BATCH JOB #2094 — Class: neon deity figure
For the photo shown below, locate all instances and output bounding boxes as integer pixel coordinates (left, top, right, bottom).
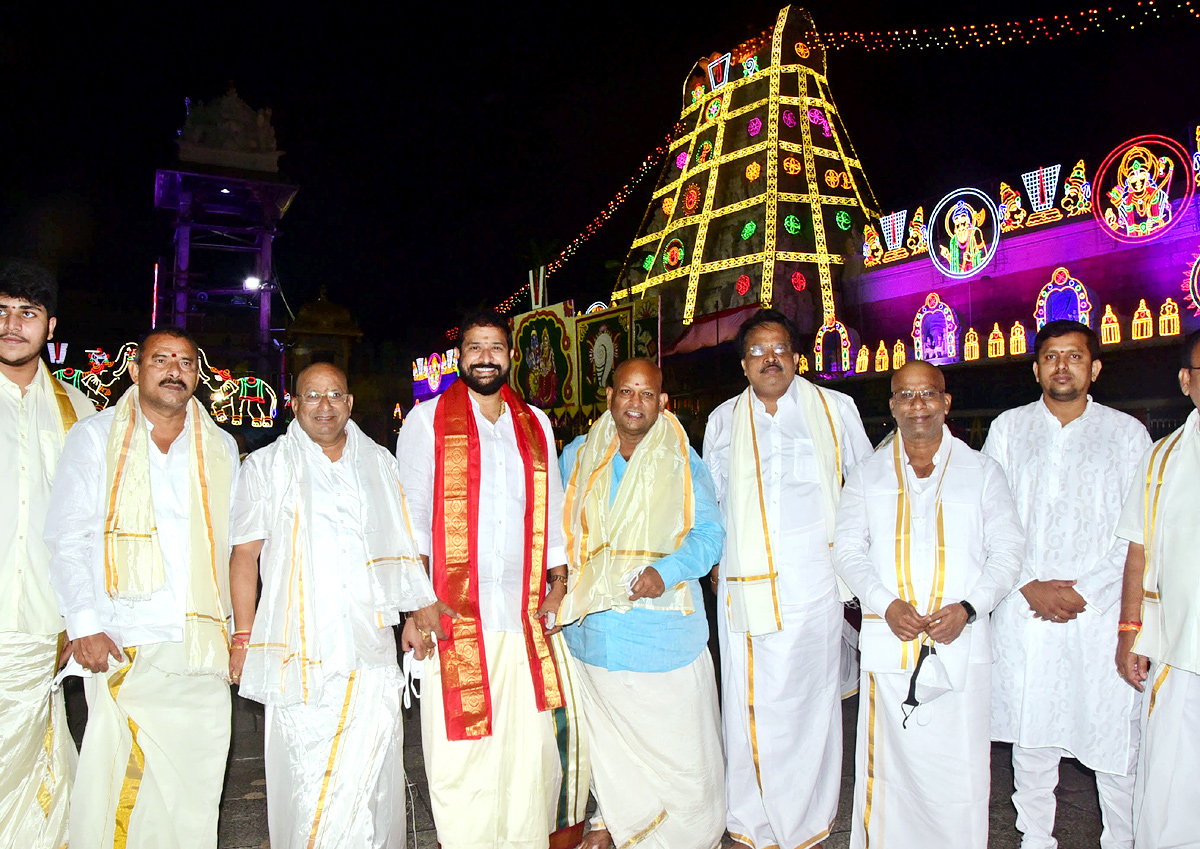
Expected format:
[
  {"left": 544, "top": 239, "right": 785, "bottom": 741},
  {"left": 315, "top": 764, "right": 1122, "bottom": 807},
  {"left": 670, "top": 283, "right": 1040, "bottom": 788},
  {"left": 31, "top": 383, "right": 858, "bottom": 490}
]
[
  {"left": 999, "top": 183, "right": 1027, "bottom": 232},
  {"left": 906, "top": 206, "right": 928, "bottom": 253},
  {"left": 862, "top": 224, "right": 884, "bottom": 267},
  {"left": 1060, "top": 159, "right": 1092, "bottom": 216},
  {"left": 939, "top": 200, "right": 988, "bottom": 274},
  {"left": 1104, "top": 146, "right": 1174, "bottom": 237}
]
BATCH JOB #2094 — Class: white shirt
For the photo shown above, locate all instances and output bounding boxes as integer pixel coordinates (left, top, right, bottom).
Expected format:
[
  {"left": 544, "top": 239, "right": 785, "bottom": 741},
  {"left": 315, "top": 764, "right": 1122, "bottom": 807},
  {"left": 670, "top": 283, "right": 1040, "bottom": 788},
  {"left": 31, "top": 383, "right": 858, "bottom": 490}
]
[
  {"left": 834, "top": 428, "right": 1025, "bottom": 665},
  {"left": 0, "top": 367, "right": 93, "bottom": 635},
  {"left": 395, "top": 393, "right": 566, "bottom": 633},
  {"left": 45, "top": 404, "right": 240, "bottom": 647},
  {"left": 232, "top": 426, "right": 395, "bottom": 673},
  {"left": 704, "top": 378, "right": 873, "bottom": 606},
  {"left": 985, "top": 397, "right": 1149, "bottom": 772}
]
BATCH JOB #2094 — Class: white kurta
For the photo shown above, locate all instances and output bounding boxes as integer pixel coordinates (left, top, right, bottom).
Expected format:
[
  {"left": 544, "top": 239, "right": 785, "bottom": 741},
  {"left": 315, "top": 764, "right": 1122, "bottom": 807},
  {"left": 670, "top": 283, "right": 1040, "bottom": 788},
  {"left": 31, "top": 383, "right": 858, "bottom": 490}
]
[
  {"left": 45, "top": 404, "right": 239, "bottom": 849},
  {"left": 985, "top": 398, "right": 1149, "bottom": 774},
  {"left": 834, "top": 429, "right": 1025, "bottom": 849},
  {"left": 0, "top": 367, "right": 90, "bottom": 849},
  {"left": 234, "top": 425, "right": 433, "bottom": 848},
  {"left": 1114, "top": 409, "right": 1200, "bottom": 847},
  {"left": 705, "top": 379, "right": 872, "bottom": 849}
]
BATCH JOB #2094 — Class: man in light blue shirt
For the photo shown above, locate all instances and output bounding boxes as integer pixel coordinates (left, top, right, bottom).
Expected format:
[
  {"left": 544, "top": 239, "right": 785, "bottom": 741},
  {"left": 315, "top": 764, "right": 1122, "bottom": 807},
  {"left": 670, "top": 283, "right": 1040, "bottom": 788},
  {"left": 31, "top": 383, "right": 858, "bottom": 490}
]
[{"left": 558, "top": 358, "right": 725, "bottom": 849}]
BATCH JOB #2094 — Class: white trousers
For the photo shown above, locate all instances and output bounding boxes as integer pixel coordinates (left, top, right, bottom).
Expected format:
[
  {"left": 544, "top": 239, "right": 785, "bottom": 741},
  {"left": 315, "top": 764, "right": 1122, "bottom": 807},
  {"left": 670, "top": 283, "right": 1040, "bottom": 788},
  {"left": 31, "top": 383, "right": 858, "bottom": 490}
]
[
  {"left": 1134, "top": 663, "right": 1200, "bottom": 849},
  {"left": 574, "top": 651, "right": 725, "bottom": 849},
  {"left": 719, "top": 591, "right": 842, "bottom": 849},
  {"left": 71, "top": 641, "right": 230, "bottom": 849},
  {"left": 265, "top": 666, "right": 406, "bottom": 849},
  {"left": 1011, "top": 716, "right": 1138, "bottom": 849},
  {"left": 0, "top": 632, "right": 74, "bottom": 849}
]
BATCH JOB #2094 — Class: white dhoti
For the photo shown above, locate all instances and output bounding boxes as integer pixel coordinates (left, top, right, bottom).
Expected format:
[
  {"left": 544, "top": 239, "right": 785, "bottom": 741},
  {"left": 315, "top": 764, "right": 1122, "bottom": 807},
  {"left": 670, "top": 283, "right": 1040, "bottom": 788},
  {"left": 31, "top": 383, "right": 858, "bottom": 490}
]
[
  {"left": 852, "top": 662, "right": 991, "bottom": 849},
  {"left": 266, "top": 665, "right": 405, "bottom": 849},
  {"left": 70, "top": 641, "right": 230, "bottom": 849},
  {"left": 422, "top": 629, "right": 585, "bottom": 849},
  {"left": 0, "top": 632, "right": 74, "bottom": 849},
  {"left": 1134, "top": 663, "right": 1200, "bottom": 848},
  {"left": 719, "top": 591, "right": 842, "bottom": 849},
  {"left": 574, "top": 650, "right": 724, "bottom": 849}
]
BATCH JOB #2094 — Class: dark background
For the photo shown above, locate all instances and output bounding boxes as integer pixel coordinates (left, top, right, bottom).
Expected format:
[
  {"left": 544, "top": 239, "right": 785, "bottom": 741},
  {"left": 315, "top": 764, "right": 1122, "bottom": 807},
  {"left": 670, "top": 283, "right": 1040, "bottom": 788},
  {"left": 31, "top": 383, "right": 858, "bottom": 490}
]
[{"left": 2, "top": 2, "right": 1196, "bottom": 354}]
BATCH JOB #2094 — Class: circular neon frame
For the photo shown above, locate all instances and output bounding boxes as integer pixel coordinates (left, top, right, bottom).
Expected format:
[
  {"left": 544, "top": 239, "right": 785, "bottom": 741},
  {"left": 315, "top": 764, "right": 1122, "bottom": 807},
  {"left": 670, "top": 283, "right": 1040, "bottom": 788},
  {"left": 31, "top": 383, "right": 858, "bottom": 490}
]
[
  {"left": 928, "top": 187, "right": 1001, "bottom": 280},
  {"left": 1092, "top": 134, "right": 1194, "bottom": 244},
  {"left": 663, "top": 239, "right": 685, "bottom": 269}
]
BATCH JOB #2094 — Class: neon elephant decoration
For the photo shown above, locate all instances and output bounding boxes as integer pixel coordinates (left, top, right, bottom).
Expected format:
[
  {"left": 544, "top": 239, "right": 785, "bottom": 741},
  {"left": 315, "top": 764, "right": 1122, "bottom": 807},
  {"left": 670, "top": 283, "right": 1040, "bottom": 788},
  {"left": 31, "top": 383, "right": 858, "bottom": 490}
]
[
  {"left": 53, "top": 342, "right": 139, "bottom": 410},
  {"left": 196, "top": 347, "right": 277, "bottom": 427}
]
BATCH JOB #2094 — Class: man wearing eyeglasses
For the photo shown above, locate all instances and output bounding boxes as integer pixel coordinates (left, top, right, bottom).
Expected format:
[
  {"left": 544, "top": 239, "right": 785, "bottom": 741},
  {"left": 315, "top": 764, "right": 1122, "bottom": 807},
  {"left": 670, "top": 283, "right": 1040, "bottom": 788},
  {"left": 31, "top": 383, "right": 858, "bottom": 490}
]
[
  {"left": 703, "top": 308, "right": 871, "bottom": 849},
  {"left": 46, "top": 327, "right": 239, "bottom": 849},
  {"left": 395, "top": 310, "right": 587, "bottom": 849},
  {"left": 1114, "top": 328, "right": 1200, "bottom": 847},
  {"left": 833, "top": 360, "right": 1024, "bottom": 849},
  {"left": 227, "top": 363, "right": 437, "bottom": 847},
  {"left": 985, "top": 320, "right": 1149, "bottom": 849}
]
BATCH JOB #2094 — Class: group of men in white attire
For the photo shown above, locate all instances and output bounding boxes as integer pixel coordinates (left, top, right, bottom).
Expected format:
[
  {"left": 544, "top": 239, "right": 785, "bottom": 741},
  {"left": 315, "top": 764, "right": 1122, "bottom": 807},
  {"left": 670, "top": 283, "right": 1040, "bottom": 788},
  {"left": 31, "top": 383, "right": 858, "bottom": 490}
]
[{"left": 3, "top": 256, "right": 1196, "bottom": 849}]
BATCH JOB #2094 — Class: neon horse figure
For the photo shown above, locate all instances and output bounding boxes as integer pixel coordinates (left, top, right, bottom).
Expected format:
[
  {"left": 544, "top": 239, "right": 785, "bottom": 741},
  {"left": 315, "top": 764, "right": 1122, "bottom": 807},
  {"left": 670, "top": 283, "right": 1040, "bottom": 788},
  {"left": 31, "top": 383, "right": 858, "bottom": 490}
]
[{"left": 53, "top": 343, "right": 139, "bottom": 410}]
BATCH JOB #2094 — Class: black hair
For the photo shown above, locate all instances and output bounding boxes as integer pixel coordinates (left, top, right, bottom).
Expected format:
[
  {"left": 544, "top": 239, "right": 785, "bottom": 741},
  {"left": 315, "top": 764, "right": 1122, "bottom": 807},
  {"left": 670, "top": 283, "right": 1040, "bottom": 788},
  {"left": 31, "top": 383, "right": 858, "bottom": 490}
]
[
  {"left": 0, "top": 259, "right": 57, "bottom": 317},
  {"left": 1181, "top": 328, "right": 1200, "bottom": 370},
  {"left": 1033, "top": 319, "right": 1101, "bottom": 361},
  {"left": 458, "top": 309, "right": 513, "bottom": 350},
  {"left": 734, "top": 308, "right": 801, "bottom": 358},
  {"left": 136, "top": 325, "right": 198, "bottom": 361}
]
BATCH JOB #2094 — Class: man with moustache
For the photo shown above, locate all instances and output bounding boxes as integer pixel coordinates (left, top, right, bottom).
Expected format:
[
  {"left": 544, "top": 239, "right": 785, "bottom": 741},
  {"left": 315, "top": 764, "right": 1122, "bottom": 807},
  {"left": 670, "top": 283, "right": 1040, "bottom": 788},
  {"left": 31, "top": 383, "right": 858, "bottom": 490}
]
[
  {"left": 0, "top": 260, "right": 93, "bottom": 849},
  {"left": 1114, "top": 328, "right": 1200, "bottom": 847},
  {"left": 46, "top": 327, "right": 239, "bottom": 849},
  {"left": 559, "top": 358, "right": 725, "bottom": 849},
  {"left": 228, "top": 363, "right": 436, "bottom": 848},
  {"left": 704, "top": 308, "right": 872, "bottom": 849},
  {"left": 395, "top": 310, "right": 588, "bottom": 849},
  {"left": 833, "top": 361, "right": 1024, "bottom": 849},
  {"left": 986, "top": 320, "right": 1149, "bottom": 849}
]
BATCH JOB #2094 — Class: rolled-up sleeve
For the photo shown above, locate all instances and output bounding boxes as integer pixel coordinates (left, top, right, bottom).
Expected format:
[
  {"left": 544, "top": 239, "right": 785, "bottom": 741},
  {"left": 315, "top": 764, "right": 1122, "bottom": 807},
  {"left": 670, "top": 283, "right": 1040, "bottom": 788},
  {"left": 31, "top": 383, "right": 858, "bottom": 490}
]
[{"left": 45, "top": 420, "right": 105, "bottom": 640}]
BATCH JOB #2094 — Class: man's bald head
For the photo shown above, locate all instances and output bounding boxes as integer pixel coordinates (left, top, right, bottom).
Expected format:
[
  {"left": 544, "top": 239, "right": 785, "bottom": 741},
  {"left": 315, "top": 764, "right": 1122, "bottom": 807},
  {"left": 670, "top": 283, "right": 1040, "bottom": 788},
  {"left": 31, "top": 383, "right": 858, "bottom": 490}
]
[
  {"left": 612, "top": 357, "right": 663, "bottom": 394},
  {"left": 293, "top": 362, "right": 353, "bottom": 451},
  {"left": 890, "top": 360, "right": 945, "bottom": 394},
  {"left": 296, "top": 362, "right": 349, "bottom": 396}
]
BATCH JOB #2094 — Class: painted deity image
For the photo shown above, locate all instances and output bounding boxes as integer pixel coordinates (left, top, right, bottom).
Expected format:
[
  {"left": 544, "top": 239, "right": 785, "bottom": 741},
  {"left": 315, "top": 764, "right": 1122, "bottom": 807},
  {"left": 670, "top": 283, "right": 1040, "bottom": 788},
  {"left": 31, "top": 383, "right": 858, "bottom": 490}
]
[
  {"left": 1104, "top": 145, "right": 1174, "bottom": 237},
  {"left": 939, "top": 200, "right": 988, "bottom": 274}
]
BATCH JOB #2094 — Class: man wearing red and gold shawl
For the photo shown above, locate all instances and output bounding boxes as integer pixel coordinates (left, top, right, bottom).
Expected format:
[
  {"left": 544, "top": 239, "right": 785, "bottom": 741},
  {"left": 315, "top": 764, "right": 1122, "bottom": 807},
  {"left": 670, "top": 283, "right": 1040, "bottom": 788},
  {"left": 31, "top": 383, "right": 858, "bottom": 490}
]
[
  {"left": 396, "top": 309, "right": 588, "bottom": 849},
  {"left": 46, "top": 327, "right": 239, "bottom": 849}
]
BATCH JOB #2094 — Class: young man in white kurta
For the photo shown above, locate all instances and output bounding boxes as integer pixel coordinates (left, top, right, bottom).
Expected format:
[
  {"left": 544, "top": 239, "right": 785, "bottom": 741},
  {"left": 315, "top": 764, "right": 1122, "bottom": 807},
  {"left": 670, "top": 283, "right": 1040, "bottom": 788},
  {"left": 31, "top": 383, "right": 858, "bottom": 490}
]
[
  {"left": 45, "top": 330, "right": 239, "bottom": 849},
  {"left": 985, "top": 321, "right": 1149, "bottom": 849},
  {"left": 230, "top": 364, "right": 437, "bottom": 849},
  {"left": 1114, "top": 329, "right": 1200, "bottom": 848},
  {"left": 0, "top": 262, "right": 94, "bottom": 849},
  {"left": 704, "top": 310, "right": 871, "bottom": 849},
  {"left": 395, "top": 315, "right": 586, "bottom": 849},
  {"left": 834, "top": 361, "right": 1024, "bottom": 849}
]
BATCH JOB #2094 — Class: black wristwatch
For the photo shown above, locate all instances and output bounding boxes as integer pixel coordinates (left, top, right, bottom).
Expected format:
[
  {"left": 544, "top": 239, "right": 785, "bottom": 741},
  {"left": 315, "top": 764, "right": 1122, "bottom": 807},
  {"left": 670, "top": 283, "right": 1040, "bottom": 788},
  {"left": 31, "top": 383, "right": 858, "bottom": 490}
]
[{"left": 960, "top": 600, "right": 977, "bottom": 624}]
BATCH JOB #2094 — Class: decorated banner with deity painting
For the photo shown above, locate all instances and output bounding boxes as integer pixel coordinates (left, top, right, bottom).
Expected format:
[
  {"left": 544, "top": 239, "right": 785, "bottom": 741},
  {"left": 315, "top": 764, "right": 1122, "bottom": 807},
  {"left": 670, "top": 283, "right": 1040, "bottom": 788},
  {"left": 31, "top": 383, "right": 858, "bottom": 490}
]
[
  {"left": 510, "top": 301, "right": 576, "bottom": 413},
  {"left": 575, "top": 297, "right": 660, "bottom": 416}
]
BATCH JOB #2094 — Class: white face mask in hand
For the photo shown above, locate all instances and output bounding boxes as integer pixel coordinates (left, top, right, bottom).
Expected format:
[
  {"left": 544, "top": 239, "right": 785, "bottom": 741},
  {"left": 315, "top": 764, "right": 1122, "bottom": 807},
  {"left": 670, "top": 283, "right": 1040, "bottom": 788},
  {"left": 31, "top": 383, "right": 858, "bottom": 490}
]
[{"left": 902, "top": 643, "right": 953, "bottom": 727}]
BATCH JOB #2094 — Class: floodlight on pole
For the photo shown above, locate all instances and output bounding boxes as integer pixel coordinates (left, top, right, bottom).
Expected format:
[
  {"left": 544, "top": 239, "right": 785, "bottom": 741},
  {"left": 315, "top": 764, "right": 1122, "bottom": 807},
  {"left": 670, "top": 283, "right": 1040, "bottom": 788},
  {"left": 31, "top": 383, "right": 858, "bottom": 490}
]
[{"left": 244, "top": 276, "right": 262, "bottom": 291}]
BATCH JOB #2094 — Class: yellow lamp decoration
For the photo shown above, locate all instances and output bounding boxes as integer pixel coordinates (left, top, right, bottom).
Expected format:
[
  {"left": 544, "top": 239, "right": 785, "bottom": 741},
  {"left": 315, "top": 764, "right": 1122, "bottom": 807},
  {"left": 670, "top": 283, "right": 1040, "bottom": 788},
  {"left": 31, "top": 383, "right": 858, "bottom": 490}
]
[
  {"left": 855, "top": 344, "right": 870, "bottom": 374},
  {"left": 874, "top": 340, "right": 889, "bottom": 372},
  {"left": 1132, "top": 299, "right": 1154, "bottom": 340},
  {"left": 1160, "top": 298, "right": 1181, "bottom": 336},
  {"left": 1009, "top": 321, "right": 1028, "bottom": 356},
  {"left": 797, "top": 354, "right": 810, "bottom": 374},
  {"left": 892, "top": 340, "right": 906, "bottom": 369},
  {"left": 1101, "top": 305, "right": 1121, "bottom": 344},
  {"left": 987, "top": 323, "right": 1006, "bottom": 358},
  {"left": 964, "top": 328, "right": 980, "bottom": 360}
]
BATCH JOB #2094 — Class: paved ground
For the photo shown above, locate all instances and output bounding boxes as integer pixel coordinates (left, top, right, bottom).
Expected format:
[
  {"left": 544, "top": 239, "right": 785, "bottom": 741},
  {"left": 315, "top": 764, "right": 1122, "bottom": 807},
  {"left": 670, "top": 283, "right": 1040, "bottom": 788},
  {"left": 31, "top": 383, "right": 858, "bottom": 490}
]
[{"left": 203, "top": 689, "right": 1106, "bottom": 849}]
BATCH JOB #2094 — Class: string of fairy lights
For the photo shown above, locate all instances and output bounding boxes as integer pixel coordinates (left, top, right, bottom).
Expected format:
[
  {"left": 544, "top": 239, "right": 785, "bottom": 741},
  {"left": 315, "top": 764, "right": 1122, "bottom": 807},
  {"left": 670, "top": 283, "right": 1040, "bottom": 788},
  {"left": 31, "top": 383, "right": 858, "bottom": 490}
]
[{"left": 458, "top": 0, "right": 1196, "bottom": 333}]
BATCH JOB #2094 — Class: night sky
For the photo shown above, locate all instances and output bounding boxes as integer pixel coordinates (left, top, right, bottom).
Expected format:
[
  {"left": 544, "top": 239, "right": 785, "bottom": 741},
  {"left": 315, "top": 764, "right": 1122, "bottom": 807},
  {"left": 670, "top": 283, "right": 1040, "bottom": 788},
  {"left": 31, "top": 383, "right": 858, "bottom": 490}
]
[{"left": 2, "top": 2, "right": 1197, "bottom": 356}]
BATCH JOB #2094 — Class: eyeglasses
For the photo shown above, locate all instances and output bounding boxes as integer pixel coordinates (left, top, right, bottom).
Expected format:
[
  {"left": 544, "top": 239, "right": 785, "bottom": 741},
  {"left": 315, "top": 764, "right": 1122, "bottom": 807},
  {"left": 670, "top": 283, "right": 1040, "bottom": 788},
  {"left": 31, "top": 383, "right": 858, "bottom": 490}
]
[
  {"left": 746, "top": 342, "right": 791, "bottom": 358},
  {"left": 299, "top": 390, "right": 349, "bottom": 405},
  {"left": 892, "top": 389, "right": 944, "bottom": 403}
]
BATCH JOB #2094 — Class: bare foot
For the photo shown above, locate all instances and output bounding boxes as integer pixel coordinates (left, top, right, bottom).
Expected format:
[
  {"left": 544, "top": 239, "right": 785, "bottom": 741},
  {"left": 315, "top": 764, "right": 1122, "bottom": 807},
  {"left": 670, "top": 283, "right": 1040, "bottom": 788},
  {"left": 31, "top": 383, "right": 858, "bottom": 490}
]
[{"left": 580, "top": 827, "right": 613, "bottom": 849}]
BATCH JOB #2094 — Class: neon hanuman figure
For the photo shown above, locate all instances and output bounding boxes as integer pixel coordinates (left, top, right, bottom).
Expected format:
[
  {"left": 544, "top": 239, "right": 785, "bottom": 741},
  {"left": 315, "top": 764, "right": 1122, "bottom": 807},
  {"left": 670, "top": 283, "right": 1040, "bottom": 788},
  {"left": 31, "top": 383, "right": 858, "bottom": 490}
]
[
  {"left": 939, "top": 200, "right": 988, "bottom": 274},
  {"left": 1104, "top": 146, "right": 1174, "bottom": 237}
]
